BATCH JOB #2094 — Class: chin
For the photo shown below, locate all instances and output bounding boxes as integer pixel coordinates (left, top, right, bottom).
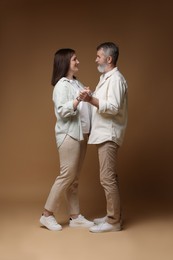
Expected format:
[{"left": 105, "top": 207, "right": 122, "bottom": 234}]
[{"left": 97, "top": 65, "right": 105, "bottom": 73}]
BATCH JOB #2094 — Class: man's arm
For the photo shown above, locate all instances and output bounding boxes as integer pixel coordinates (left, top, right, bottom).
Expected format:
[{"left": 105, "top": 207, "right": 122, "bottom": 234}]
[{"left": 88, "top": 96, "right": 99, "bottom": 108}]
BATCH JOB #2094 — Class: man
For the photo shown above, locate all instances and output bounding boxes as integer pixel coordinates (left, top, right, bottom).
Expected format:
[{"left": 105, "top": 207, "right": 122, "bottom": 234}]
[{"left": 79, "top": 42, "right": 128, "bottom": 233}]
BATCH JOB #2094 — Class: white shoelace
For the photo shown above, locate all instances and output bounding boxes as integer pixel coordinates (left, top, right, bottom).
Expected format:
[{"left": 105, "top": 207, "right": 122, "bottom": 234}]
[{"left": 47, "top": 216, "right": 58, "bottom": 225}]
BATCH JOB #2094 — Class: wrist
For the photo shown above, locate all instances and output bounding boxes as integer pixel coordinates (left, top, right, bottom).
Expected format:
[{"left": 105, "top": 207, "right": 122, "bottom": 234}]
[
  {"left": 83, "top": 91, "right": 92, "bottom": 102},
  {"left": 76, "top": 96, "right": 81, "bottom": 102}
]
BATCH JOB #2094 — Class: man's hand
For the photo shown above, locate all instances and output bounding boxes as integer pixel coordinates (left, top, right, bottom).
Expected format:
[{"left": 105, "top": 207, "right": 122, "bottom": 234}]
[
  {"left": 79, "top": 87, "right": 92, "bottom": 102},
  {"left": 79, "top": 87, "right": 99, "bottom": 108}
]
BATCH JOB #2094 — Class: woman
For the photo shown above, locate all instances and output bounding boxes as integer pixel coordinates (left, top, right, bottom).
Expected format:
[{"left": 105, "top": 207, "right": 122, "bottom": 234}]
[{"left": 40, "top": 48, "right": 93, "bottom": 231}]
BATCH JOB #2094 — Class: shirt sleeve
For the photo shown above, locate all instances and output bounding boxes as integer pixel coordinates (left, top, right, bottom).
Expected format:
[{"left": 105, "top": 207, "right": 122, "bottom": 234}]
[
  {"left": 53, "top": 82, "right": 78, "bottom": 118},
  {"left": 98, "top": 78, "right": 127, "bottom": 115}
]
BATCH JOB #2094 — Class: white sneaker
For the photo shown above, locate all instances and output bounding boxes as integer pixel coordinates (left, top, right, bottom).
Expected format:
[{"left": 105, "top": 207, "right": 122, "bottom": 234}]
[
  {"left": 89, "top": 221, "right": 122, "bottom": 233},
  {"left": 40, "top": 215, "right": 62, "bottom": 231},
  {"left": 94, "top": 216, "right": 123, "bottom": 226},
  {"left": 93, "top": 216, "right": 107, "bottom": 225},
  {"left": 69, "top": 214, "right": 94, "bottom": 228}
]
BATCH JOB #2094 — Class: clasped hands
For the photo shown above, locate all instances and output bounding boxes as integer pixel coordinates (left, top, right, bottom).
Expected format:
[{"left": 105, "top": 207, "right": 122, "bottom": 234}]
[{"left": 79, "top": 87, "right": 92, "bottom": 102}]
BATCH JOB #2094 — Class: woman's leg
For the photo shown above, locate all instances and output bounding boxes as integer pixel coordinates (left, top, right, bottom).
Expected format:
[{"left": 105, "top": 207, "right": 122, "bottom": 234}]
[
  {"left": 44, "top": 135, "right": 82, "bottom": 214},
  {"left": 66, "top": 134, "right": 88, "bottom": 217}
]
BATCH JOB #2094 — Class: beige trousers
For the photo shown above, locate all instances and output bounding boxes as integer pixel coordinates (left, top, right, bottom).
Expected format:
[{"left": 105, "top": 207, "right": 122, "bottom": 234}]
[
  {"left": 45, "top": 134, "right": 87, "bottom": 215},
  {"left": 96, "top": 141, "right": 121, "bottom": 224}
]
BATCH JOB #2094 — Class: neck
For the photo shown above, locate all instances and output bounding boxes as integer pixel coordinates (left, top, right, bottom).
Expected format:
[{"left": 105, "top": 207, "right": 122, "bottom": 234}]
[
  {"left": 66, "top": 76, "right": 74, "bottom": 80},
  {"left": 66, "top": 72, "right": 74, "bottom": 80},
  {"left": 104, "top": 65, "right": 116, "bottom": 73},
  {"left": 105, "top": 64, "right": 115, "bottom": 73}
]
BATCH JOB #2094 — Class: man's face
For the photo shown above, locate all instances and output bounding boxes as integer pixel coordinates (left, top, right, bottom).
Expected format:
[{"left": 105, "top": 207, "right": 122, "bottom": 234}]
[{"left": 95, "top": 48, "right": 108, "bottom": 73}]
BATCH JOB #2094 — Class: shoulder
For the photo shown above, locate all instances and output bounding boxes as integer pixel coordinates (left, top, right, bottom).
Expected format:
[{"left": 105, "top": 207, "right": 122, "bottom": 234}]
[
  {"left": 55, "top": 77, "right": 71, "bottom": 89},
  {"left": 57, "top": 77, "right": 70, "bottom": 85},
  {"left": 53, "top": 78, "right": 71, "bottom": 96},
  {"left": 111, "top": 68, "right": 127, "bottom": 85}
]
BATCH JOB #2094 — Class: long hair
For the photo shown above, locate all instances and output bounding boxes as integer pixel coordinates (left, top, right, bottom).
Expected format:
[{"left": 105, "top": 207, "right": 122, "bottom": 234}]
[
  {"left": 51, "top": 48, "right": 75, "bottom": 86},
  {"left": 97, "top": 42, "right": 119, "bottom": 66}
]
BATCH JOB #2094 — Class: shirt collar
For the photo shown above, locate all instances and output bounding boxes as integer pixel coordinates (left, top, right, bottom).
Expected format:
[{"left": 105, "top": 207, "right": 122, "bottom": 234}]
[
  {"left": 61, "top": 77, "right": 76, "bottom": 83},
  {"left": 100, "top": 67, "right": 118, "bottom": 80}
]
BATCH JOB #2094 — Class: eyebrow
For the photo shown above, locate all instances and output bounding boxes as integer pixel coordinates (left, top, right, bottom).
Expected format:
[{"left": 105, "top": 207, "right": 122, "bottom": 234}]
[{"left": 72, "top": 55, "right": 77, "bottom": 60}]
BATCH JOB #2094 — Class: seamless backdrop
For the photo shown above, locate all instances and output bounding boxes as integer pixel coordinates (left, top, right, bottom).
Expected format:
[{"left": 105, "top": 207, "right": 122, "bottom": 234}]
[{"left": 0, "top": 0, "right": 173, "bottom": 220}]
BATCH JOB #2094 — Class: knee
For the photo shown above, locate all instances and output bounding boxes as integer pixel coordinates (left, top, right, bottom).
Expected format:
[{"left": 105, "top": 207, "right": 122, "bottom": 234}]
[{"left": 100, "top": 174, "right": 118, "bottom": 188}]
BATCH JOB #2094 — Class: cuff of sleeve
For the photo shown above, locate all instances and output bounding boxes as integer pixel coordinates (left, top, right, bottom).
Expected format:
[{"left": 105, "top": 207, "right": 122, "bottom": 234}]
[{"left": 98, "top": 100, "right": 107, "bottom": 113}]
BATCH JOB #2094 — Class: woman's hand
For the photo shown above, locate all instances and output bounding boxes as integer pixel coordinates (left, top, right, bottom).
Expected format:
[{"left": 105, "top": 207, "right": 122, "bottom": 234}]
[{"left": 79, "top": 87, "right": 92, "bottom": 102}]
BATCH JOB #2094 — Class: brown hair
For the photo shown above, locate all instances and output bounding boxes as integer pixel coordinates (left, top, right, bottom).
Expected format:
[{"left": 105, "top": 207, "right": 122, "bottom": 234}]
[{"left": 51, "top": 48, "right": 75, "bottom": 86}]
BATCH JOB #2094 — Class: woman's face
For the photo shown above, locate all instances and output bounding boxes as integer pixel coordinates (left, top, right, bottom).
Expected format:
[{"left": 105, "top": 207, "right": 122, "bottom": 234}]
[{"left": 68, "top": 53, "right": 80, "bottom": 76}]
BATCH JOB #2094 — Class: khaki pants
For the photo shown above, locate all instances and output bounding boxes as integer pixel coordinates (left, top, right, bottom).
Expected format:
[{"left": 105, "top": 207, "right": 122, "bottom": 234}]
[
  {"left": 45, "top": 134, "right": 87, "bottom": 215},
  {"left": 96, "top": 141, "right": 121, "bottom": 224}
]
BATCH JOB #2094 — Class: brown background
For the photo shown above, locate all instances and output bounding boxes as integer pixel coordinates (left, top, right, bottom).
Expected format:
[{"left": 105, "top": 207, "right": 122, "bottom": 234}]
[{"left": 0, "top": 1, "right": 173, "bottom": 258}]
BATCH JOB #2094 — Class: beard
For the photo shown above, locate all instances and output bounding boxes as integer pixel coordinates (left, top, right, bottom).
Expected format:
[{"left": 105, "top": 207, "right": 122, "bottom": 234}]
[{"left": 97, "top": 63, "right": 107, "bottom": 73}]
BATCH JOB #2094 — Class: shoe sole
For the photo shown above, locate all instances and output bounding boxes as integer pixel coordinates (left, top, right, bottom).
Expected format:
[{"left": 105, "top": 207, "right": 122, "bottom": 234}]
[
  {"left": 89, "top": 228, "right": 122, "bottom": 233},
  {"left": 89, "top": 224, "right": 122, "bottom": 233},
  {"left": 69, "top": 223, "right": 94, "bottom": 228}
]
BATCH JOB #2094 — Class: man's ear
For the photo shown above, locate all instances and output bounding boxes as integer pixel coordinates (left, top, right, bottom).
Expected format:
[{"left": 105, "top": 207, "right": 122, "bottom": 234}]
[{"left": 107, "top": 56, "right": 112, "bottom": 64}]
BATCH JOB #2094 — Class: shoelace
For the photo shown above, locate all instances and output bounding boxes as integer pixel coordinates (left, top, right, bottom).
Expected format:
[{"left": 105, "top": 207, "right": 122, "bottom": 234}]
[
  {"left": 77, "top": 214, "right": 84, "bottom": 220},
  {"left": 48, "top": 216, "right": 58, "bottom": 225},
  {"left": 70, "top": 215, "right": 85, "bottom": 222}
]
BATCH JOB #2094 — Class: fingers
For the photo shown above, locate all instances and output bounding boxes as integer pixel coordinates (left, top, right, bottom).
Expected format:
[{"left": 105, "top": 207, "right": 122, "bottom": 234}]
[{"left": 79, "top": 89, "right": 92, "bottom": 102}]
